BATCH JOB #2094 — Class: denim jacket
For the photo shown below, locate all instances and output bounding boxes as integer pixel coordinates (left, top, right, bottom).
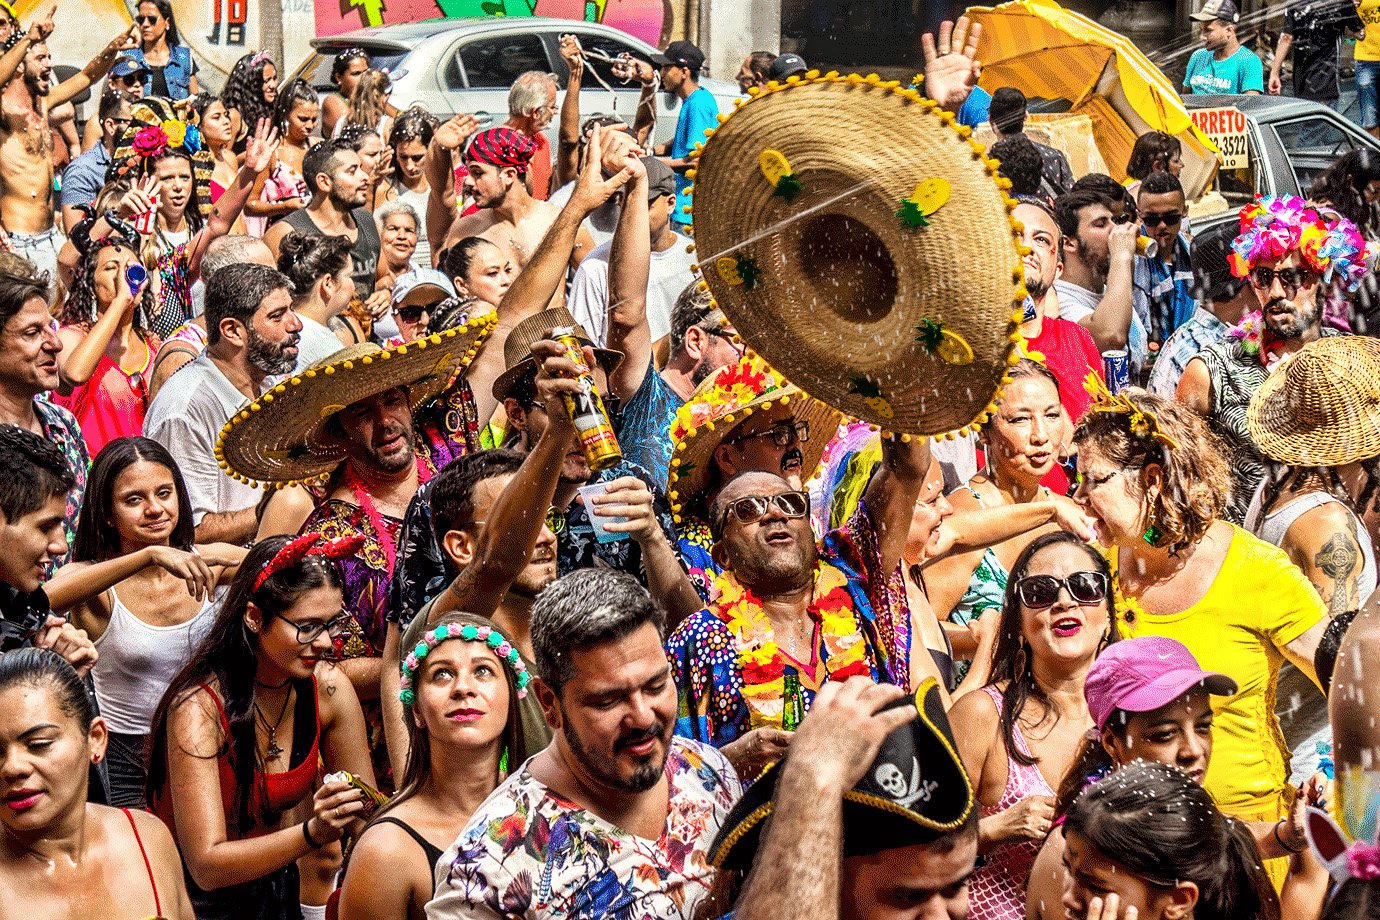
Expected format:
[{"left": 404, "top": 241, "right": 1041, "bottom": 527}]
[{"left": 126, "top": 45, "right": 195, "bottom": 100}]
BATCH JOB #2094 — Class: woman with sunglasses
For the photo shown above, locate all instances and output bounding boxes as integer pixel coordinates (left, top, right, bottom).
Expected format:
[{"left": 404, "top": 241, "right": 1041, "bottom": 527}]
[
  {"left": 1073, "top": 387, "right": 1328, "bottom": 889},
  {"left": 950, "top": 531, "right": 1118, "bottom": 920},
  {"left": 377, "top": 109, "right": 439, "bottom": 268},
  {"left": 0, "top": 649, "right": 197, "bottom": 920},
  {"left": 336, "top": 612, "right": 528, "bottom": 920},
  {"left": 45, "top": 437, "right": 244, "bottom": 808},
  {"left": 52, "top": 219, "right": 158, "bottom": 455},
  {"left": 926, "top": 361, "right": 1094, "bottom": 670},
  {"left": 1060, "top": 761, "right": 1280, "bottom": 920},
  {"left": 147, "top": 533, "right": 374, "bottom": 920},
  {"left": 244, "top": 79, "right": 318, "bottom": 238},
  {"left": 1025, "top": 636, "right": 1327, "bottom": 920},
  {"left": 125, "top": 0, "right": 199, "bottom": 101}
]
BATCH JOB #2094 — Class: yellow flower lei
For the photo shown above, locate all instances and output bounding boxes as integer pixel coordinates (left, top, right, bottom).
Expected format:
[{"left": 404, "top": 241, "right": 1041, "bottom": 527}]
[{"left": 716, "top": 562, "right": 869, "bottom": 729}]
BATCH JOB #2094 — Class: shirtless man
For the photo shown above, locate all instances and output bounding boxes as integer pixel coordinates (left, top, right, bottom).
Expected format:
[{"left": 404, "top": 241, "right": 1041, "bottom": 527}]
[
  {"left": 0, "top": 6, "right": 135, "bottom": 280},
  {"left": 426, "top": 118, "right": 593, "bottom": 272}
]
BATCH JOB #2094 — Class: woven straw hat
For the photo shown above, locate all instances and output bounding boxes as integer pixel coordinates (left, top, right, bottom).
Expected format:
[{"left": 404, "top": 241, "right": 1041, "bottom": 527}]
[
  {"left": 667, "top": 354, "right": 842, "bottom": 523},
  {"left": 687, "top": 72, "right": 1025, "bottom": 437},
  {"left": 1247, "top": 336, "right": 1380, "bottom": 467},
  {"left": 491, "top": 307, "right": 623, "bottom": 401},
  {"left": 216, "top": 316, "right": 497, "bottom": 486}
]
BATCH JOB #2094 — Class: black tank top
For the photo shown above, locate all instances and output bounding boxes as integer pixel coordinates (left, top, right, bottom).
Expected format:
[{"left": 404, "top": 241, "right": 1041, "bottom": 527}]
[
  {"left": 280, "top": 207, "right": 380, "bottom": 297},
  {"left": 373, "top": 815, "right": 444, "bottom": 873}
]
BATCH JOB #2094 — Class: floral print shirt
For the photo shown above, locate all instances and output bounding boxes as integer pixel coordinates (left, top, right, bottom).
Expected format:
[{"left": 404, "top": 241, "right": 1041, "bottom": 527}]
[
  {"left": 35, "top": 398, "right": 89, "bottom": 571},
  {"left": 429, "top": 738, "right": 741, "bottom": 920}
]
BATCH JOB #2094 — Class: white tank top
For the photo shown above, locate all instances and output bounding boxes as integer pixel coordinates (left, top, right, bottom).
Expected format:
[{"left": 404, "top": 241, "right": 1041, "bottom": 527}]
[
  {"left": 1246, "top": 490, "right": 1378, "bottom": 605},
  {"left": 91, "top": 587, "right": 218, "bottom": 735}
]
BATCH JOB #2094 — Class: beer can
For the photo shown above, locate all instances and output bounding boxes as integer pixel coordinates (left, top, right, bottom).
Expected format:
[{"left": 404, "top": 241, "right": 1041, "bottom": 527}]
[
  {"left": 323, "top": 771, "right": 389, "bottom": 819},
  {"left": 1102, "top": 350, "right": 1130, "bottom": 395},
  {"left": 1136, "top": 235, "right": 1158, "bottom": 259},
  {"left": 551, "top": 326, "right": 622, "bottom": 471}
]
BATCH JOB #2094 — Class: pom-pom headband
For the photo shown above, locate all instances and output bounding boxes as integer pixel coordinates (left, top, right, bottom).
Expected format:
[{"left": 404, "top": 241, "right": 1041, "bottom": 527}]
[
  {"left": 254, "top": 533, "right": 366, "bottom": 590},
  {"left": 399, "top": 622, "right": 531, "bottom": 705},
  {"left": 1229, "top": 195, "right": 1375, "bottom": 293},
  {"left": 1083, "top": 372, "right": 1179, "bottom": 451}
]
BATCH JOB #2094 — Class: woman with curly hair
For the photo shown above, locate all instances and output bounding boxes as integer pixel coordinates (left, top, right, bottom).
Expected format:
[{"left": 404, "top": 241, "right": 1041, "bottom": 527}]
[
  {"left": 1072, "top": 386, "right": 1329, "bottom": 888},
  {"left": 53, "top": 215, "right": 158, "bottom": 455},
  {"left": 244, "top": 78, "right": 318, "bottom": 237},
  {"left": 222, "top": 52, "right": 279, "bottom": 153},
  {"left": 950, "top": 531, "right": 1118, "bottom": 920}
]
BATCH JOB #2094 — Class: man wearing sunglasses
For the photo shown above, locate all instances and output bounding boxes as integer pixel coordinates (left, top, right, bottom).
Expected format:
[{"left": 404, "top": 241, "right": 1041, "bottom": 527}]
[
  {"left": 665, "top": 431, "right": 932, "bottom": 751},
  {"left": 1132, "top": 171, "right": 1195, "bottom": 346},
  {"left": 1178, "top": 195, "right": 1349, "bottom": 524},
  {"left": 61, "top": 88, "right": 132, "bottom": 233}
]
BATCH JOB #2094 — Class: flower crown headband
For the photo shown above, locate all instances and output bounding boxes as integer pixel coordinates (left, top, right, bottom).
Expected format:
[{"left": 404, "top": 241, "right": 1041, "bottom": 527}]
[
  {"left": 254, "top": 533, "right": 366, "bottom": 591},
  {"left": 1082, "top": 372, "right": 1179, "bottom": 451},
  {"left": 1229, "top": 195, "right": 1374, "bottom": 293},
  {"left": 399, "top": 622, "right": 531, "bottom": 705}
]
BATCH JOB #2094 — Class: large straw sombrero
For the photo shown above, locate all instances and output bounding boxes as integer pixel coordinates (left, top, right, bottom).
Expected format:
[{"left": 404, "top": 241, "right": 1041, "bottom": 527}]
[
  {"left": 687, "top": 72, "right": 1025, "bottom": 436},
  {"left": 216, "top": 317, "right": 496, "bottom": 487},
  {"left": 667, "top": 354, "right": 842, "bottom": 523},
  {"left": 1247, "top": 336, "right": 1380, "bottom": 467}
]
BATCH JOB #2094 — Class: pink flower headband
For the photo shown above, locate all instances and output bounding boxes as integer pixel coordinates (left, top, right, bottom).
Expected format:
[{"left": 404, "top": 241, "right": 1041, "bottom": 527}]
[
  {"left": 1229, "top": 195, "right": 1374, "bottom": 293},
  {"left": 399, "top": 621, "right": 530, "bottom": 705}
]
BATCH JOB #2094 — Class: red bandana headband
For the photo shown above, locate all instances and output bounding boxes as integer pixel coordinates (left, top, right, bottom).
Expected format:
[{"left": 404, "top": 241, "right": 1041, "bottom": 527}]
[
  {"left": 254, "top": 533, "right": 365, "bottom": 591},
  {"left": 466, "top": 127, "right": 537, "bottom": 176}
]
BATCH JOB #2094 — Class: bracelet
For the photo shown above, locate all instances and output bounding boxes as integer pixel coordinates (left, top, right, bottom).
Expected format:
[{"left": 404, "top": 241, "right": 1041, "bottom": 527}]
[
  {"left": 1273, "top": 819, "right": 1305, "bottom": 854},
  {"left": 302, "top": 819, "right": 324, "bottom": 850}
]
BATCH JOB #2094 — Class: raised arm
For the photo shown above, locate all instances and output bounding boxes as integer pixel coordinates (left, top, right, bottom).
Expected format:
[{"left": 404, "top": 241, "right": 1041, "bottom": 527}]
[
  {"left": 47, "top": 546, "right": 213, "bottom": 618},
  {"left": 56, "top": 279, "right": 136, "bottom": 390},
  {"left": 425, "top": 338, "right": 582, "bottom": 625},
  {"left": 556, "top": 35, "right": 585, "bottom": 188},
  {"left": 605, "top": 158, "right": 653, "bottom": 401},
  {"left": 862, "top": 433, "right": 933, "bottom": 575},
  {"left": 423, "top": 114, "right": 478, "bottom": 257},
  {"left": 0, "top": 5, "right": 54, "bottom": 92},
  {"left": 50, "top": 22, "right": 138, "bottom": 109},
  {"left": 920, "top": 17, "right": 983, "bottom": 115},
  {"left": 1078, "top": 220, "right": 1138, "bottom": 351},
  {"left": 187, "top": 120, "right": 279, "bottom": 276}
]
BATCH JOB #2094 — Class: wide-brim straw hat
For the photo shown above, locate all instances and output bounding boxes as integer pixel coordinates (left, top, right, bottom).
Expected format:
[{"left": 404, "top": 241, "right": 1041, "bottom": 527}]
[
  {"left": 687, "top": 72, "right": 1025, "bottom": 436},
  {"left": 216, "top": 316, "right": 497, "bottom": 486},
  {"left": 491, "top": 306, "right": 622, "bottom": 401},
  {"left": 667, "top": 354, "right": 843, "bottom": 523},
  {"left": 1247, "top": 336, "right": 1380, "bottom": 467}
]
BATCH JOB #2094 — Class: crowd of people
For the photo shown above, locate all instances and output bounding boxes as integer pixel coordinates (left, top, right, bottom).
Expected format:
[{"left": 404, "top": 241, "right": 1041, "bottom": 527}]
[{"left": 3, "top": 3, "right": 1380, "bottom": 920}]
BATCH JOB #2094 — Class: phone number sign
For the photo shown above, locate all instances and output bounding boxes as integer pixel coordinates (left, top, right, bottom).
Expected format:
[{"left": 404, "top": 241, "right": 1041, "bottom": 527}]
[{"left": 1189, "top": 107, "right": 1248, "bottom": 170}]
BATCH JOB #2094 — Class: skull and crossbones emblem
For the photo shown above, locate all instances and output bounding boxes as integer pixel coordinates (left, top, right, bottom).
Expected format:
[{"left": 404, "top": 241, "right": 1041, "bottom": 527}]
[{"left": 873, "top": 758, "right": 936, "bottom": 807}]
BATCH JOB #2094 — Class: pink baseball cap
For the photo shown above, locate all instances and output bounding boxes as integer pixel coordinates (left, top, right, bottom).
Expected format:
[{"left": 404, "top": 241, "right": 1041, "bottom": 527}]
[{"left": 1085, "top": 636, "right": 1237, "bottom": 733}]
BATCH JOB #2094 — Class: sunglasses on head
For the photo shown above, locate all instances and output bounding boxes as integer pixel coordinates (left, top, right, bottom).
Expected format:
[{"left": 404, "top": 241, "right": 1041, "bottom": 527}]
[
  {"left": 1016, "top": 572, "right": 1109, "bottom": 609},
  {"left": 718, "top": 490, "right": 810, "bottom": 531},
  {"left": 1249, "top": 266, "right": 1316, "bottom": 292},
  {"left": 1141, "top": 210, "right": 1182, "bottom": 227}
]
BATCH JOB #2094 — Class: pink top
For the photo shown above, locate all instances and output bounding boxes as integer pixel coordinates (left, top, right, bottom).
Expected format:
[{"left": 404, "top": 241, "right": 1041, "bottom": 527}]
[
  {"left": 53, "top": 329, "right": 159, "bottom": 457},
  {"left": 968, "top": 685, "right": 1056, "bottom": 920}
]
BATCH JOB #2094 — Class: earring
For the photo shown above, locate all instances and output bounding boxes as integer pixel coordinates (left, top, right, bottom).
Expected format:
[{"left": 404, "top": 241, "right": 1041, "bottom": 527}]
[
  {"left": 498, "top": 746, "right": 509, "bottom": 776},
  {"left": 1013, "top": 644, "right": 1029, "bottom": 678},
  {"left": 1142, "top": 524, "right": 1163, "bottom": 546}
]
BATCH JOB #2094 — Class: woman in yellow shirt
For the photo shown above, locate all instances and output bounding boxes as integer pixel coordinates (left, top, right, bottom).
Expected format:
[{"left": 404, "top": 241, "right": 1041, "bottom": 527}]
[{"left": 1070, "top": 386, "right": 1329, "bottom": 887}]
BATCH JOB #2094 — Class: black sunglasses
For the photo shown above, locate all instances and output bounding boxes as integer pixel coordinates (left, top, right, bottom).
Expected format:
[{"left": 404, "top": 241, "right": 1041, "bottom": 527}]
[
  {"left": 1249, "top": 266, "right": 1316, "bottom": 292},
  {"left": 724, "top": 419, "right": 810, "bottom": 448},
  {"left": 396, "top": 301, "right": 438, "bottom": 324},
  {"left": 135, "top": 14, "right": 161, "bottom": 24},
  {"left": 718, "top": 490, "right": 811, "bottom": 531},
  {"left": 1141, "top": 210, "right": 1182, "bottom": 227},
  {"left": 1016, "top": 572, "right": 1109, "bottom": 609}
]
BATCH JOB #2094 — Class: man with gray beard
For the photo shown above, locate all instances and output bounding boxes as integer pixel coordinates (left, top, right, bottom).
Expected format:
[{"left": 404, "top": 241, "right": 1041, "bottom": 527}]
[{"left": 143, "top": 264, "right": 301, "bottom": 543}]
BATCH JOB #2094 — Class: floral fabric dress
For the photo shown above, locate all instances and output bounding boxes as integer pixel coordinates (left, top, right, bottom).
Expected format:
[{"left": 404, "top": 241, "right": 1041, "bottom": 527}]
[{"left": 429, "top": 738, "right": 741, "bottom": 919}]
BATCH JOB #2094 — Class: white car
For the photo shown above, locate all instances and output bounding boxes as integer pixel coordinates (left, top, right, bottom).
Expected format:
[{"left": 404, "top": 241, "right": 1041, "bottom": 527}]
[{"left": 290, "top": 18, "right": 741, "bottom": 148}]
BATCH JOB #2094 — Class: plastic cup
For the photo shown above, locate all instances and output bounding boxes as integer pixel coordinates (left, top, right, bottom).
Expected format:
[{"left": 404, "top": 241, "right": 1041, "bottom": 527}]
[{"left": 578, "top": 481, "right": 628, "bottom": 544}]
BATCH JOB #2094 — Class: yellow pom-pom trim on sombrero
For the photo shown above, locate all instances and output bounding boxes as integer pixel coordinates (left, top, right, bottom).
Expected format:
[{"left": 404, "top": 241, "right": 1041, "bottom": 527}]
[
  {"left": 215, "top": 315, "right": 497, "bottom": 488},
  {"left": 666, "top": 353, "right": 842, "bottom": 524},
  {"left": 686, "top": 71, "right": 1026, "bottom": 437}
]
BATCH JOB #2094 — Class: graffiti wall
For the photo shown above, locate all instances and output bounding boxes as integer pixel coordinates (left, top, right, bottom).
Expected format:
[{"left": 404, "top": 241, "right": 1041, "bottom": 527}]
[
  {"left": 313, "top": 0, "right": 667, "bottom": 48},
  {"left": 21, "top": 0, "right": 668, "bottom": 93}
]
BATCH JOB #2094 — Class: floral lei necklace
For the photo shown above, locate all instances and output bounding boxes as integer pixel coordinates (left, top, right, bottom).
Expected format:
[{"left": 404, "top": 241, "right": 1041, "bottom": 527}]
[{"left": 717, "top": 562, "right": 872, "bottom": 729}]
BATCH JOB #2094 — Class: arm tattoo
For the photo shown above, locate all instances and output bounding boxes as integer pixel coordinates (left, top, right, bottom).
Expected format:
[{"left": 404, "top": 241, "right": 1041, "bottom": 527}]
[{"left": 1315, "top": 529, "right": 1361, "bottom": 617}]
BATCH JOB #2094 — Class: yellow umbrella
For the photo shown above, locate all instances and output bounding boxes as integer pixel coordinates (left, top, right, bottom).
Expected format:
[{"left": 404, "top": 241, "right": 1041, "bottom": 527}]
[{"left": 966, "top": 0, "right": 1221, "bottom": 200}]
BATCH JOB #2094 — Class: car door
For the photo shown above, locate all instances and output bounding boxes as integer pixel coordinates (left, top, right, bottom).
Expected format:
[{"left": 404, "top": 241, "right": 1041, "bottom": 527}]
[
  {"left": 1269, "top": 113, "right": 1364, "bottom": 195},
  {"left": 552, "top": 29, "right": 684, "bottom": 148},
  {"left": 446, "top": 32, "right": 556, "bottom": 129}
]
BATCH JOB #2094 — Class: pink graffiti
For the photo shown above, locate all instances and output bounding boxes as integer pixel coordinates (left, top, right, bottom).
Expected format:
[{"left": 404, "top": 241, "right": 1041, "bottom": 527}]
[{"left": 314, "top": 0, "right": 665, "bottom": 48}]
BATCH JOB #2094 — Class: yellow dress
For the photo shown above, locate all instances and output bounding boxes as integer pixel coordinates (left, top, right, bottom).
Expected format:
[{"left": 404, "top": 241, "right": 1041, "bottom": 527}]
[{"left": 1110, "top": 526, "right": 1324, "bottom": 816}]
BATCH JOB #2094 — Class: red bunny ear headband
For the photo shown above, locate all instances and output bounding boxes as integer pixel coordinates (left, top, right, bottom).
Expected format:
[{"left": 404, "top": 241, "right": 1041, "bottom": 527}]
[{"left": 254, "top": 533, "right": 365, "bottom": 591}]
